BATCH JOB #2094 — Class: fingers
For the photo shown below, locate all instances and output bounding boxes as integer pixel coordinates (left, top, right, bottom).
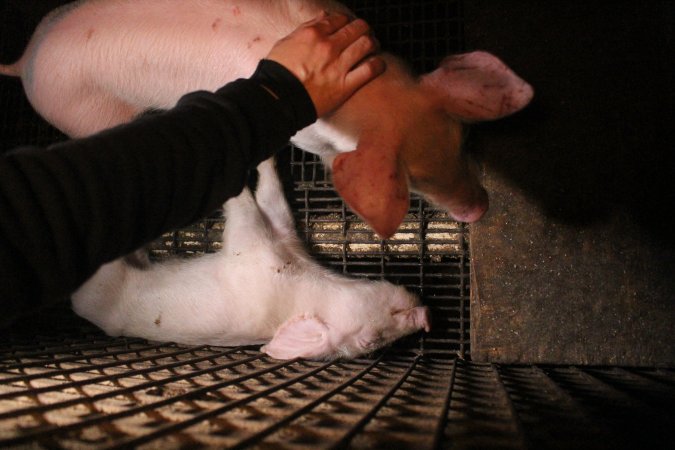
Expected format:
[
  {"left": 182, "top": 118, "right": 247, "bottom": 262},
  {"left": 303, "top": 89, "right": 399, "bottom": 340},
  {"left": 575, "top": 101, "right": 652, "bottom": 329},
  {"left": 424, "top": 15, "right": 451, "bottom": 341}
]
[
  {"left": 308, "top": 12, "right": 372, "bottom": 50},
  {"left": 313, "top": 11, "right": 351, "bottom": 33},
  {"left": 340, "top": 32, "right": 380, "bottom": 71},
  {"left": 264, "top": 10, "right": 385, "bottom": 117},
  {"left": 329, "top": 17, "right": 371, "bottom": 51},
  {"left": 302, "top": 12, "right": 376, "bottom": 61},
  {"left": 344, "top": 56, "right": 387, "bottom": 94},
  {"left": 338, "top": 24, "right": 384, "bottom": 95}
]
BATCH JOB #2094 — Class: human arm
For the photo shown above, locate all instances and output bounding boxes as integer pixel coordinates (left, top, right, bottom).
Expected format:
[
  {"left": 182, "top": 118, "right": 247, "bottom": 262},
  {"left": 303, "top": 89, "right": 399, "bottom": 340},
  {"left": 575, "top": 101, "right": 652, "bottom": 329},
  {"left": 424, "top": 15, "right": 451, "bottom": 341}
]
[
  {"left": 0, "top": 60, "right": 312, "bottom": 311},
  {"left": 0, "top": 13, "right": 384, "bottom": 314}
]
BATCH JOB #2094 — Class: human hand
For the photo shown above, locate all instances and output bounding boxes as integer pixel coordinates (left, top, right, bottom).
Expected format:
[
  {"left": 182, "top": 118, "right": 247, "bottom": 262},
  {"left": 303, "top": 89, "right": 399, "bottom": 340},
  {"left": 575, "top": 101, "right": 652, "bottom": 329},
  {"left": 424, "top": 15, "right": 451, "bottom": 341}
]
[{"left": 266, "top": 11, "right": 386, "bottom": 117}]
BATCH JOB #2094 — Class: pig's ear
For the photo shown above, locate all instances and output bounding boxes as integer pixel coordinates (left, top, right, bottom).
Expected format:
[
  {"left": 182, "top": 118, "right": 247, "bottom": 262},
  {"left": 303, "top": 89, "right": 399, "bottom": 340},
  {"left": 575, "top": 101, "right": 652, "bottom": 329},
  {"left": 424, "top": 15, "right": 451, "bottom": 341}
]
[
  {"left": 262, "top": 315, "right": 333, "bottom": 360},
  {"left": 421, "top": 51, "right": 534, "bottom": 122},
  {"left": 331, "top": 136, "right": 409, "bottom": 240}
]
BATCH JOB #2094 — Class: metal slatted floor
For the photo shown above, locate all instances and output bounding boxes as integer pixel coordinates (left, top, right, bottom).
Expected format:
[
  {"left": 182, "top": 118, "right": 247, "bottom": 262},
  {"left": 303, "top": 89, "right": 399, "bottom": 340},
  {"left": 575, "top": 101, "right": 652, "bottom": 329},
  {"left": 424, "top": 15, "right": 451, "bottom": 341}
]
[{"left": 1, "top": 322, "right": 674, "bottom": 449}]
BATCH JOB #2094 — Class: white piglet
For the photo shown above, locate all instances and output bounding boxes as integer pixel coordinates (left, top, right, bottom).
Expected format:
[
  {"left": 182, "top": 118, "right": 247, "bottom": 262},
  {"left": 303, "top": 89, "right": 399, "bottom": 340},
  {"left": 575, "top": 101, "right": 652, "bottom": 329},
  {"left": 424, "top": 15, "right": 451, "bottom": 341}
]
[
  {"left": 72, "top": 158, "right": 431, "bottom": 360},
  {"left": 0, "top": 0, "right": 533, "bottom": 239}
]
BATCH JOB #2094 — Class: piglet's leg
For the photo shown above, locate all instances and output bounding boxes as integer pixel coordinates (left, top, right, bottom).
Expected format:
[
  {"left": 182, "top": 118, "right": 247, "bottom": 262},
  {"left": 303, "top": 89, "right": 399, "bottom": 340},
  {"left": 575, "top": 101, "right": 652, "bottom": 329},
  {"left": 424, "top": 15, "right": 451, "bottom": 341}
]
[
  {"left": 255, "top": 158, "right": 298, "bottom": 241},
  {"left": 220, "top": 187, "right": 269, "bottom": 256},
  {"left": 332, "top": 135, "right": 409, "bottom": 240}
]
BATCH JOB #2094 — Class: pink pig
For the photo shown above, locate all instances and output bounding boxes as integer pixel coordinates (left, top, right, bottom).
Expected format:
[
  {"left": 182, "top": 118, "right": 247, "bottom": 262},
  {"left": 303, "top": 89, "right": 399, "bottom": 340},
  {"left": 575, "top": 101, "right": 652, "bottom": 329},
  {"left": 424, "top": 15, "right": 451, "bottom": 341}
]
[{"left": 0, "top": 0, "right": 533, "bottom": 239}]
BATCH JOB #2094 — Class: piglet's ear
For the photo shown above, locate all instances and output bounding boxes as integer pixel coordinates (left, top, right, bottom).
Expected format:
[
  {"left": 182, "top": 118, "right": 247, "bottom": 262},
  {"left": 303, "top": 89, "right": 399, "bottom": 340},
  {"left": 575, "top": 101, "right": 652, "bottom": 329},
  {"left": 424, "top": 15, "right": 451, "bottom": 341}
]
[
  {"left": 262, "top": 315, "right": 332, "bottom": 360},
  {"left": 332, "top": 135, "right": 409, "bottom": 240},
  {"left": 421, "top": 51, "right": 534, "bottom": 122}
]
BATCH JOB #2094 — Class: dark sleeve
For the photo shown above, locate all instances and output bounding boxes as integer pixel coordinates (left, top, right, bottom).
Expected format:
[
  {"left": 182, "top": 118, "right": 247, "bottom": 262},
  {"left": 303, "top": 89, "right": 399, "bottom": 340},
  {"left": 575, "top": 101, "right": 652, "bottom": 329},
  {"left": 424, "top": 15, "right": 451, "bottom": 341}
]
[{"left": 0, "top": 59, "right": 316, "bottom": 314}]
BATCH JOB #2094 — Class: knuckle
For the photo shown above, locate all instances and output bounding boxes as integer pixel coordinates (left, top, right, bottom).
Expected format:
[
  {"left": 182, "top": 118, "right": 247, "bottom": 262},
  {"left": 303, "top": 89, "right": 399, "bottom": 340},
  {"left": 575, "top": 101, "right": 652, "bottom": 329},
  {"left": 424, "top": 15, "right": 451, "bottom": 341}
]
[
  {"left": 359, "top": 34, "right": 376, "bottom": 50},
  {"left": 348, "top": 35, "right": 374, "bottom": 57},
  {"left": 301, "top": 26, "right": 322, "bottom": 40},
  {"left": 345, "top": 18, "right": 369, "bottom": 38},
  {"left": 333, "top": 18, "right": 368, "bottom": 41},
  {"left": 327, "top": 12, "right": 350, "bottom": 28},
  {"left": 316, "top": 40, "right": 334, "bottom": 57}
]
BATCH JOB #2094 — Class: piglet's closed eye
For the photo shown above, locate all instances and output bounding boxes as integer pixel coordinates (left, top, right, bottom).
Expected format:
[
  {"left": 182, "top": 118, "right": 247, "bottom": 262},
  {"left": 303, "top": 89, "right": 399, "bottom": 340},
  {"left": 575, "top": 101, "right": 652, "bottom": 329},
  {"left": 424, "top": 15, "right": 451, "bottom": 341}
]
[{"left": 261, "top": 315, "right": 332, "bottom": 360}]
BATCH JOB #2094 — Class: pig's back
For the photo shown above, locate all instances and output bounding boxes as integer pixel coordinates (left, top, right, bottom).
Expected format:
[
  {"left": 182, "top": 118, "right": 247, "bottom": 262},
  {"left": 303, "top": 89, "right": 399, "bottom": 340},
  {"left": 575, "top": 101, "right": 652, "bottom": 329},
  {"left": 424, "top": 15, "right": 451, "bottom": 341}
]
[{"left": 21, "top": 0, "right": 326, "bottom": 126}]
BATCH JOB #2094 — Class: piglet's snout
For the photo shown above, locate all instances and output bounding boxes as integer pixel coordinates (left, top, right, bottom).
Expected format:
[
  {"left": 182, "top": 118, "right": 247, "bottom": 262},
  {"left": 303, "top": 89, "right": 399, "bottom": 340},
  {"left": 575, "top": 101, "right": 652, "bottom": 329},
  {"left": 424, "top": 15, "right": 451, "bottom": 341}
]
[
  {"left": 396, "top": 306, "right": 432, "bottom": 333},
  {"left": 448, "top": 187, "right": 489, "bottom": 223},
  {"left": 415, "top": 306, "right": 432, "bottom": 332}
]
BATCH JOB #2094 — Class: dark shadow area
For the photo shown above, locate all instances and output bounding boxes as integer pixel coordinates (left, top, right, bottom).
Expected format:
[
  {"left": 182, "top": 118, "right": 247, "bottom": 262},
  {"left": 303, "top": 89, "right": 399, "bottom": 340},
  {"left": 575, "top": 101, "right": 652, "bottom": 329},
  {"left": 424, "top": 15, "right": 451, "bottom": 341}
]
[
  {"left": 0, "top": 0, "right": 72, "bottom": 61},
  {"left": 465, "top": 1, "right": 674, "bottom": 247}
]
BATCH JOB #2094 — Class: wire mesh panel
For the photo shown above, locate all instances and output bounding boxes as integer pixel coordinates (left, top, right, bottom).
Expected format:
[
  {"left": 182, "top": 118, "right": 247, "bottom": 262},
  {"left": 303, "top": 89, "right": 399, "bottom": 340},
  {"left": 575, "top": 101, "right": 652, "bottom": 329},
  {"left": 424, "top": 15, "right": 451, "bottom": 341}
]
[{"left": 1, "top": 324, "right": 673, "bottom": 449}]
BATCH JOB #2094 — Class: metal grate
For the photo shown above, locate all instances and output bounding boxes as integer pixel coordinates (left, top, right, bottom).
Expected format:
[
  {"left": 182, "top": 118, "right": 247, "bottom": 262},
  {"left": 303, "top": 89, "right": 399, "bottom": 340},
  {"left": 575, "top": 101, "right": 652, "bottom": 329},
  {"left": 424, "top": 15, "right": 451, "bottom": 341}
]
[{"left": 1, "top": 320, "right": 673, "bottom": 449}]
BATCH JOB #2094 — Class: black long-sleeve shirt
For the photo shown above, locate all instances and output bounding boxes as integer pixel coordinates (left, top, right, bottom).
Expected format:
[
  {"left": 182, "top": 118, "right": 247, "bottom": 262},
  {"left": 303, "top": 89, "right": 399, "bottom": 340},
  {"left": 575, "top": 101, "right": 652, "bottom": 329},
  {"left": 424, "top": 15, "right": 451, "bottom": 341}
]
[{"left": 0, "top": 60, "right": 316, "bottom": 317}]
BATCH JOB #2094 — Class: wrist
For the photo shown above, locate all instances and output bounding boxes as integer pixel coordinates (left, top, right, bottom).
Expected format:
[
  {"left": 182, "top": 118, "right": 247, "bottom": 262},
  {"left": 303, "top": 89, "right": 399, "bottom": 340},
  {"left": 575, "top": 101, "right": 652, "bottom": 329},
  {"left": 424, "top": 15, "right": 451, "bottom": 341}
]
[{"left": 250, "top": 59, "right": 318, "bottom": 129}]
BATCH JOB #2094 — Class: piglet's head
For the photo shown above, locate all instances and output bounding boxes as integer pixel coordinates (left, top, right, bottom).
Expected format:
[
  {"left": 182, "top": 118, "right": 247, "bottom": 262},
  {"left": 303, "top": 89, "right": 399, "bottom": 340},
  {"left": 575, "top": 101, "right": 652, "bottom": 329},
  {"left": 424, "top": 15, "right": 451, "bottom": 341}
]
[
  {"left": 261, "top": 282, "right": 430, "bottom": 360},
  {"left": 332, "top": 51, "right": 534, "bottom": 239}
]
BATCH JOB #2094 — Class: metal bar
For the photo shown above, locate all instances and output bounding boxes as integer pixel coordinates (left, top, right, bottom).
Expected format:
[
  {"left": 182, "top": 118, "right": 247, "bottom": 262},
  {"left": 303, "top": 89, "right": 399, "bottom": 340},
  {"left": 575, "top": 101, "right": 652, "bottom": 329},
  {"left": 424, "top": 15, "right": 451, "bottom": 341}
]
[
  {"left": 530, "top": 365, "right": 592, "bottom": 421},
  {"left": 0, "top": 354, "right": 291, "bottom": 447},
  {"left": 0, "top": 337, "right": 144, "bottom": 365},
  {"left": 1, "top": 341, "right": 208, "bottom": 384},
  {"left": 535, "top": 365, "right": 668, "bottom": 447},
  {"left": 0, "top": 344, "right": 216, "bottom": 401},
  {"left": 0, "top": 341, "right": 168, "bottom": 379},
  {"left": 458, "top": 223, "right": 468, "bottom": 357},
  {"left": 590, "top": 367, "right": 675, "bottom": 415},
  {"left": 490, "top": 364, "right": 529, "bottom": 450},
  {"left": 431, "top": 358, "right": 458, "bottom": 450},
  {"left": 0, "top": 345, "right": 245, "bottom": 416},
  {"left": 617, "top": 367, "right": 675, "bottom": 388},
  {"left": 229, "top": 355, "right": 386, "bottom": 449},
  {"left": 329, "top": 354, "right": 422, "bottom": 450},
  {"left": 105, "top": 359, "right": 336, "bottom": 450},
  {"left": 571, "top": 366, "right": 660, "bottom": 414}
]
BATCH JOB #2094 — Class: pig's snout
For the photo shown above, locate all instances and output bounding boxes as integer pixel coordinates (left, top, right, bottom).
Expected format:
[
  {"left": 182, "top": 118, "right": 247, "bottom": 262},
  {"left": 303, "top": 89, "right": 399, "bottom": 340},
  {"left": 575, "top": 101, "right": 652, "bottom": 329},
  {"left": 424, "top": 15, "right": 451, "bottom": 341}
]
[
  {"left": 447, "top": 187, "right": 489, "bottom": 223},
  {"left": 397, "top": 306, "right": 432, "bottom": 333},
  {"left": 426, "top": 182, "right": 489, "bottom": 224},
  {"left": 414, "top": 306, "right": 432, "bottom": 333}
]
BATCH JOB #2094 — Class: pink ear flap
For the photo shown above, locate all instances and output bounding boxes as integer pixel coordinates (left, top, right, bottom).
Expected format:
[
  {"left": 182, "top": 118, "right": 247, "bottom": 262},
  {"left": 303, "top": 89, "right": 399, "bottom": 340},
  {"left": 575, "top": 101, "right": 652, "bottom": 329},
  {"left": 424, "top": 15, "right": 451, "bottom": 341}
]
[
  {"left": 421, "top": 51, "right": 534, "bottom": 121},
  {"left": 261, "top": 315, "right": 333, "bottom": 360},
  {"left": 332, "top": 136, "right": 409, "bottom": 240}
]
